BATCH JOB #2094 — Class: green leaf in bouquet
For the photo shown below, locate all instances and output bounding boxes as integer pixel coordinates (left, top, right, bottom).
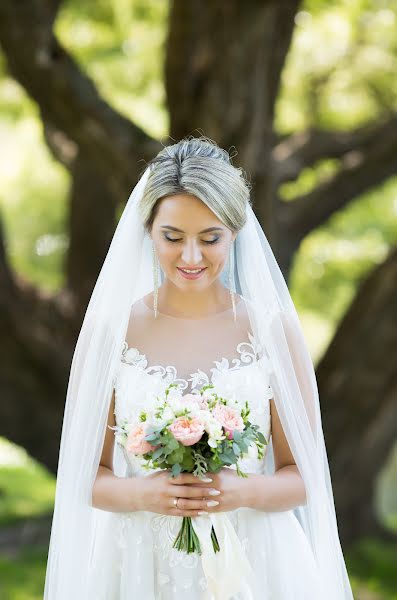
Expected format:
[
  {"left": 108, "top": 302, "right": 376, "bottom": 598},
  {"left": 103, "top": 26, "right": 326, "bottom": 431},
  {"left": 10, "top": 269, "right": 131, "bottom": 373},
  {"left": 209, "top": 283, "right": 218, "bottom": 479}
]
[
  {"left": 151, "top": 446, "right": 164, "bottom": 460},
  {"left": 239, "top": 440, "right": 249, "bottom": 453},
  {"left": 236, "top": 462, "right": 248, "bottom": 478},
  {"left": 145, "top": 432, "right": 161, "bottom": 442},
  {"left": 219, "top": 452, "right": 236, "bottom": 465},
  {"left": 163, "top": 435, "right": 179, "bottom": 452},
  {"left": 181, "top": 450, "right": 194, "bottom": 471},
  {"left": 232, "top": 442, "right": 241, "bottom": 455},
  {"left": 192, "top": 449, "right": 208, "bottom": 472},
  {"left": 167, "top": 447, "right": 185, "bottom": 465},
  {"left": 208, "top": 460, "right": 223, "bottom": 473},
  {"left": 256, "top": 431, "right": 267, "bottom": 444},
  {"left": 244, "top": 428, "right": 256, "bottom": 443},
  {"left": 162, "top": 446, "right": 175, "bottom": 457},
  {"left": 171, "top": 463, "right": 182, "bottom": 477},
  {"left": 165, "top": 383, "right": 180, "bottom": 398},
  {"left": 241, "top": 400, "right": 251, "bottom": 421}
]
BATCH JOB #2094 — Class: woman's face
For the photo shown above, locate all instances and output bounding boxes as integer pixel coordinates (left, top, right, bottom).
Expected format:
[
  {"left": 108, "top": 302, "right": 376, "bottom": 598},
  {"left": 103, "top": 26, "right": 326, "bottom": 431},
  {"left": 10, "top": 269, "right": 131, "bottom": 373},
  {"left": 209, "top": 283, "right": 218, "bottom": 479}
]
[{"left": 150, "top": 193, "right": 237, "bottom": 289}]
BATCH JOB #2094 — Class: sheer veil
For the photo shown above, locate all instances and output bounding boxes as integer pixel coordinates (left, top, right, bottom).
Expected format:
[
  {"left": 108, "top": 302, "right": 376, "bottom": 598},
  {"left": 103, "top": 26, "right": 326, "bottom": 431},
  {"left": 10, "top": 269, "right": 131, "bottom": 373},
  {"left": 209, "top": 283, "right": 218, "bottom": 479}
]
[{"left": 43, "top": 162, "right": 354, "bottom": 599}]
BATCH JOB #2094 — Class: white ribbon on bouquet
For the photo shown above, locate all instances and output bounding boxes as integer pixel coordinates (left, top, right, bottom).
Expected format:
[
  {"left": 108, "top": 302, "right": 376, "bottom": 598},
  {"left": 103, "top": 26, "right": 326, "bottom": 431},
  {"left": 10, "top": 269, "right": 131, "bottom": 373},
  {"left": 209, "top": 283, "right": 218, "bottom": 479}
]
[{"left": 191, "top": 512, "right": 254, "bottom": 600}]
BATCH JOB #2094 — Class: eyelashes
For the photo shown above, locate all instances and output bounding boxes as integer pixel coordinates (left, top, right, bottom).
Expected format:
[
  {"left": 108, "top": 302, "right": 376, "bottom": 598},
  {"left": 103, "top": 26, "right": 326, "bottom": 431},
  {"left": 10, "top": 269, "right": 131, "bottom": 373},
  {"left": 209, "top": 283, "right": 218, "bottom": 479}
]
[{"left": 164, "top": 236, "right": 220, "bottom": 245}]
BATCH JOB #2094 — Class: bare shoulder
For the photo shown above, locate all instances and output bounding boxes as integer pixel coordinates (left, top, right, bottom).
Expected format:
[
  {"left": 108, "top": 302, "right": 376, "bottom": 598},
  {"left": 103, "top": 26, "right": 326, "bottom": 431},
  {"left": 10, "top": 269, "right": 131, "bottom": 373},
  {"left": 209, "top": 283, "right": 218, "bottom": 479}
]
[{"left": 124, "top": 296, "right": 152, "bottom": 343}]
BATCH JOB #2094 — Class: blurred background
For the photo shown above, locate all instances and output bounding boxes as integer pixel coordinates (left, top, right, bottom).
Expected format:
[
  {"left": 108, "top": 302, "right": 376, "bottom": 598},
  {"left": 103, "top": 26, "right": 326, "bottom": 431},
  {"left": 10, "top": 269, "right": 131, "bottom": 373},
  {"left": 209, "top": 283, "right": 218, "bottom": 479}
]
[{"left": 0, "top": 0, "right": 396, "bottom": 598}]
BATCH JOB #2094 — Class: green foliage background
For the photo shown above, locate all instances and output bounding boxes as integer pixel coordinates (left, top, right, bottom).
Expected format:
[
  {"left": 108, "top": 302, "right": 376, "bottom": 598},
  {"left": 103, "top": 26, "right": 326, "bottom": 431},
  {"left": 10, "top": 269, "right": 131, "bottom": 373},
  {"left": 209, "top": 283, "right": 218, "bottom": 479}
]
[{"left": 0, "top": 0, "right": 396, "bottom": 598}]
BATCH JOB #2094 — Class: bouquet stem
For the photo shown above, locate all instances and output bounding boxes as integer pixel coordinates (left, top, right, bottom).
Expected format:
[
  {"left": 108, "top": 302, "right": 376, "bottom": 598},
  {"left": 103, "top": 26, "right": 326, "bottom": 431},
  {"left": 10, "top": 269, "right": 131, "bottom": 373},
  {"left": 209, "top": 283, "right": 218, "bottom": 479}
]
[{"left": 172, "top": 517, "right": 220, "bottom": 554}]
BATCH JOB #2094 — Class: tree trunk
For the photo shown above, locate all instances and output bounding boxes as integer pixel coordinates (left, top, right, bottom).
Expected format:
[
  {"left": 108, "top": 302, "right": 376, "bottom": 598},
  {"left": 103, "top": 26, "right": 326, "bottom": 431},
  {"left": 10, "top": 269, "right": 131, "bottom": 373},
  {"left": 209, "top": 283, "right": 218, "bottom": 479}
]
[
  {"left": 317, "top": 246, "right": 397, "bottom": 544},
  {"left": 165, "top": 0, "right": 300, "bottom": 247}
]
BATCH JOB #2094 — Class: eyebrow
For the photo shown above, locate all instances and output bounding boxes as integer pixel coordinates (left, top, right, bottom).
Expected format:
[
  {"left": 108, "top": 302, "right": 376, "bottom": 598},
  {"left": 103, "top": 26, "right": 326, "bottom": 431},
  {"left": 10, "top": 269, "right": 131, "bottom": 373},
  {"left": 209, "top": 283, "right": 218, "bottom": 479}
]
[{"left": 160, "top": 225, "right": 224, "bottom": 233}]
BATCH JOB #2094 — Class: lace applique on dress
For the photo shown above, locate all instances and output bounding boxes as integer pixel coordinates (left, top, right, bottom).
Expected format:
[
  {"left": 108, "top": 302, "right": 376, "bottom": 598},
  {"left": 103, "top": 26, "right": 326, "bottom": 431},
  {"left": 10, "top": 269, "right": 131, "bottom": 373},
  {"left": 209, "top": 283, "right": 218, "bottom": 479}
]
[
  {"left": 119, "top": 344, "right": 189, "bottom": 389},
  {"left": 119, "top": 330, "right": 265, "bottom": 390}
]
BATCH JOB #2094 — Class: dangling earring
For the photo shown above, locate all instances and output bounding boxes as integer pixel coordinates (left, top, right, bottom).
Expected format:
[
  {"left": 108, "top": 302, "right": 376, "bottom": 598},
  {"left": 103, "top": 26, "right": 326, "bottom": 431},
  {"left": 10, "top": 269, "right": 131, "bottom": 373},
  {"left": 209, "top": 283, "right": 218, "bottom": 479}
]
[
  {"left": 152, "top": 239, "right": 159, "bottom": 318},
  {"left": 228, "top": 239, "right": 237, "bottom": 323}
]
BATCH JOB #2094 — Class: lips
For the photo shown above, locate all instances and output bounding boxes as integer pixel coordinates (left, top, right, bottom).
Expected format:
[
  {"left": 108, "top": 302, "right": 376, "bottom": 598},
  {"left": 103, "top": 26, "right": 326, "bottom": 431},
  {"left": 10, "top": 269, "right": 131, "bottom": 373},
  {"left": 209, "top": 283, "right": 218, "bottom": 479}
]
[{"left": 177, "top": 267, "right": 207, "bottom": 279}]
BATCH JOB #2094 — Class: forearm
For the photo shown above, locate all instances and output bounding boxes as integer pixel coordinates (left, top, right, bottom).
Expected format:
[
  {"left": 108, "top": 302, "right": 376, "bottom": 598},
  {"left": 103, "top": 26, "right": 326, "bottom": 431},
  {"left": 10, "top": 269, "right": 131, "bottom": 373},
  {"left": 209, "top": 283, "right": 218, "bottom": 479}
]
[
  {"left": 245, "top": 465, "right": 307, "bottom": 512},
  {"left": 91, "top": 465, "right": 143, "bottom": 513}
]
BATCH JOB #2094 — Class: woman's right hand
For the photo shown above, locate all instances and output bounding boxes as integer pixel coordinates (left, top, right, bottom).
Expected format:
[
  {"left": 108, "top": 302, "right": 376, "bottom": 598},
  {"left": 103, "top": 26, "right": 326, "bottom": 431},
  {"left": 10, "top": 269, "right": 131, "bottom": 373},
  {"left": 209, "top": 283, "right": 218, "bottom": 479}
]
[{"left": 135, "top": 470, "right": 222, "bottom": 517}]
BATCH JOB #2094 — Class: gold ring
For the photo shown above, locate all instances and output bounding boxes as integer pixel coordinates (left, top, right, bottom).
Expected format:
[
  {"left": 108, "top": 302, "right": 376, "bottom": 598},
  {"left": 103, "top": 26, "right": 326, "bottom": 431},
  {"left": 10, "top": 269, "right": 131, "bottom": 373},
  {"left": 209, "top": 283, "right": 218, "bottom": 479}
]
[{"left": 173, "top": 497, "right": 179, "bottom": 508}]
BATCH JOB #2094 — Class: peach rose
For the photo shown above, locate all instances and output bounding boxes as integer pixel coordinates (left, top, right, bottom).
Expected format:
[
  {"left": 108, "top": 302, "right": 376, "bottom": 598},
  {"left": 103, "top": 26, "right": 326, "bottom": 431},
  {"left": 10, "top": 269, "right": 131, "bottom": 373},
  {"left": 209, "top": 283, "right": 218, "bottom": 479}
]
[
  {"left": 213, "top": 404, "right": 244, "bottom": 440},
  {"left": 126, "top": 424, "right": 159, "bottom": 455},
  {"left": 169, "top": 416, "right": 205, "bottom": 446}
]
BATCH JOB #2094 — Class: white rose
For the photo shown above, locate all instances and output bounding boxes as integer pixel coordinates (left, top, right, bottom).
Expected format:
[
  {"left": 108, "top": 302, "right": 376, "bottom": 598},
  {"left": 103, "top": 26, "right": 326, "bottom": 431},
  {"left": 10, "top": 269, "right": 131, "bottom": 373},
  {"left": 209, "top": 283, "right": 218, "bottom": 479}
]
[
  {"left": 162, "top": 406, "right": 176, "bottom": 421},
  {"left": 205, "top": 417, "right": 224, "bottom": 441},
  {"left": 168, "top": 396, "right": 186, "bottom": 414}
]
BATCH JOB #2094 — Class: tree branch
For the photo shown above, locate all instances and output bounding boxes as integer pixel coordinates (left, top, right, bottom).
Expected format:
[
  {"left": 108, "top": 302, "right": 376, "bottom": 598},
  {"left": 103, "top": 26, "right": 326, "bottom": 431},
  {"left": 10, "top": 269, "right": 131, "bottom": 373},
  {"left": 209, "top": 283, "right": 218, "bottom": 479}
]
[
  {"left": 277, "top": 116, "right": 397, "bottom": 241},
  {"left": 0, "top": 0, "right": 162, "bottom": 306},
  {"left": 273, "top": 115, "right": 397, "bottom": 185},
  {"left": 0, "top": 0, "right": 160, "bottom": 199}
]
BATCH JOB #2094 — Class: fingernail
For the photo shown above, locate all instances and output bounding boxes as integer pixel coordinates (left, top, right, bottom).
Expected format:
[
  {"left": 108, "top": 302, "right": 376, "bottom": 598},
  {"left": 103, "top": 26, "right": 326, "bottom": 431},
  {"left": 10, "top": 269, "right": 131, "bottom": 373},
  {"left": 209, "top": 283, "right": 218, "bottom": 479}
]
[
  {"left": 207, "top": 500, "right": 219, "bottom": 507},
  {"left": 198, "top": 511, "right": 209, "bottom": 515},
  {"left": 200, "top": 477, "right": 213, "bottom": 482},
  {"left": 208, "top": 489, "right": 220, "bottom": 496}
]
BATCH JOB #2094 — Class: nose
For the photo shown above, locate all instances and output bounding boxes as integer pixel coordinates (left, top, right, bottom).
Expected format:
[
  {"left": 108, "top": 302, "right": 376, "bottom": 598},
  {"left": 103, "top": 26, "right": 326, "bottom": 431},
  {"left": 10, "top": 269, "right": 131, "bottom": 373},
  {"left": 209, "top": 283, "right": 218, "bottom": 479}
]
[{"left": 181, "top": 239, "right": 203, "bottom": 265}]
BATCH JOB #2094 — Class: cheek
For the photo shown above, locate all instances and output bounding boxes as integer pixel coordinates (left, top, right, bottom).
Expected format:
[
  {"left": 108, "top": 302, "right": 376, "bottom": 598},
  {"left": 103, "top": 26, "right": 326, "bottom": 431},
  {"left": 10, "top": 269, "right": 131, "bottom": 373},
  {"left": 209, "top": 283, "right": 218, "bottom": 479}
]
[
  {"left": 211, "top": 242, "right": 230, "bottom": 265},
  {"left": 157, "top": 241, "right": 178, "bottom": 263}
]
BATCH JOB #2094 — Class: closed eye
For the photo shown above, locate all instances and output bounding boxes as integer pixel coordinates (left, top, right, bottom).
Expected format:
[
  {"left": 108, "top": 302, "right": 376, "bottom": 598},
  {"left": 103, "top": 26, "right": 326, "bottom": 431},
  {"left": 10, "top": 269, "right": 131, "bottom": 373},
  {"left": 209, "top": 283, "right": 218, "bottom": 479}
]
[{"left": 164, "top": 235, "right": 220, "bottom": 245}]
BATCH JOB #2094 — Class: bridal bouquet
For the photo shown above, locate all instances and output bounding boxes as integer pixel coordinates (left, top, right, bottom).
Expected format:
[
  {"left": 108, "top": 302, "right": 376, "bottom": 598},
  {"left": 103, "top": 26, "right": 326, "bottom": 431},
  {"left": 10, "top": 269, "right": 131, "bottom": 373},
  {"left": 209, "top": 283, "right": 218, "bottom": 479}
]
[{"left": 110, "top": 382, "right": 267, "bottom": 555}]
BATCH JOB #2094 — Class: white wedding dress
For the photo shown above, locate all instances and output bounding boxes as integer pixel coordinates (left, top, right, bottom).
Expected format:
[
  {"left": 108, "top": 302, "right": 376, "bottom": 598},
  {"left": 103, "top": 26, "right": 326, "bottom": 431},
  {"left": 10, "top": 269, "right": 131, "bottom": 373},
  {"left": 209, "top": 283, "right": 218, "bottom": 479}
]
[{"left": 88, "top": 295, "right": 324, "bottom": 599}]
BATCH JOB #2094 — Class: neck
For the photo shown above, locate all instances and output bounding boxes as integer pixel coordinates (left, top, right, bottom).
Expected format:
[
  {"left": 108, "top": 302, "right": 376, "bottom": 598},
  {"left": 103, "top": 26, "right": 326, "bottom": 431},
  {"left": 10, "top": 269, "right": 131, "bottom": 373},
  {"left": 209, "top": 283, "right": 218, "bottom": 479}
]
[{"left": 154, "top": 281, "right": 234, "bottom": 317}]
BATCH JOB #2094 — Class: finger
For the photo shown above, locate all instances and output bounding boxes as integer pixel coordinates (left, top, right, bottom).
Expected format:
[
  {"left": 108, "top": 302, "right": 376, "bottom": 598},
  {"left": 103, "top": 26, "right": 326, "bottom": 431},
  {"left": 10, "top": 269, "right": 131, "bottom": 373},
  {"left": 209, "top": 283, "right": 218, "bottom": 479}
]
[
  {"left": 171, "top": 497, "right": 219, "bottom": 511},
  {"left": 174, "top": 498, "right": 209, "bottom": 510},
  {"left": 167, "top": 485, "right": 219, "bottom": 499},
  {"left": 169, "top": 472, "right": 214, "bottom": 485}
]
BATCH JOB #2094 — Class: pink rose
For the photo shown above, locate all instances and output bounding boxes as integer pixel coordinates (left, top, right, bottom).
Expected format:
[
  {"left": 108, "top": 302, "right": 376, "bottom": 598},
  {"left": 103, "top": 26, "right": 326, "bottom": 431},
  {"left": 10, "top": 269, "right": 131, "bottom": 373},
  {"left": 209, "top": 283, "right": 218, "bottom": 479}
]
[
  {"left": 213, "top": 404, "right": 244, "bottom": 440},
  {"left": 182, "top": 393, "right": 209, "bottom": 410},
  {"left": 126, "top": 424, "right": 159, "bottom": 455},
  {"left": 169, "top": 416, "right": 205, "bottom": 446}
]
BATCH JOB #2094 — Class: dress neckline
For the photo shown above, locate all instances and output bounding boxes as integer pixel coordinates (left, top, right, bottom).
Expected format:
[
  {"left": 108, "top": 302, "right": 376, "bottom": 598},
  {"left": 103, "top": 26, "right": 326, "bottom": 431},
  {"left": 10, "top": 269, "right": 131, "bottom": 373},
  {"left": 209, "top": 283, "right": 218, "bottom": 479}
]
[
  {"left": 119, "top": 331, "right": 268, "bottom": 391},
  {"left": 140, "top": 293, "right": 244, "bottom": 321}
]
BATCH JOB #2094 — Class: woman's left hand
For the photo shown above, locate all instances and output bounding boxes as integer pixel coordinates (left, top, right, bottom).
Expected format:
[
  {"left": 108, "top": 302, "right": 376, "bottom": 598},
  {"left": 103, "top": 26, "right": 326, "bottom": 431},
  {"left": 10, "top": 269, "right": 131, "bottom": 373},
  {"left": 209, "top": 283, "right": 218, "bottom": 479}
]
[{"left": 198, "top": 467, "right": 253, "bottom": 512}]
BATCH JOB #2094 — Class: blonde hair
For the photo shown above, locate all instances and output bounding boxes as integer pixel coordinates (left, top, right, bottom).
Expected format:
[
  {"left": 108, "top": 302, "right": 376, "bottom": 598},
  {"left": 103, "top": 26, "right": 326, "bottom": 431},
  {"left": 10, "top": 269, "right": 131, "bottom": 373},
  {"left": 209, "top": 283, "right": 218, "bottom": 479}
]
[{"left": 138, "top": 135, "right": 252, "bottom": 233}]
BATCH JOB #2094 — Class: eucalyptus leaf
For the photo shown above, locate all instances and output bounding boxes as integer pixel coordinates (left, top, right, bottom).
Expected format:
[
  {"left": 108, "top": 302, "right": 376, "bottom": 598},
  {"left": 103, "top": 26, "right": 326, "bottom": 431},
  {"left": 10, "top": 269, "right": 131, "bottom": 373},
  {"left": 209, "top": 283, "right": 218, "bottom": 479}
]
[
  {"left": 233, "top": 442, "right": 241, "bottom": 455},
  {"left": 171, "top": 463, "right": 182, "bottom": 476}
]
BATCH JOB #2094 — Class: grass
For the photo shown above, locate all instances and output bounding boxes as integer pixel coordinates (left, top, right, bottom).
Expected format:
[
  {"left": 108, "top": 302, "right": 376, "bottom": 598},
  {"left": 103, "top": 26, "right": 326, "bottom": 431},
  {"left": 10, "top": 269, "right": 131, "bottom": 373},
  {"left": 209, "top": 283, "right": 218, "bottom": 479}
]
[
  {"left": 0, "top": 545, "right": 48, "bottom": 600},
  {"left": 0, "top": 439, "right": 55, "bottom": 528},
  {"left": 347, "top": 537, "right": 397, "bottom": 599}
]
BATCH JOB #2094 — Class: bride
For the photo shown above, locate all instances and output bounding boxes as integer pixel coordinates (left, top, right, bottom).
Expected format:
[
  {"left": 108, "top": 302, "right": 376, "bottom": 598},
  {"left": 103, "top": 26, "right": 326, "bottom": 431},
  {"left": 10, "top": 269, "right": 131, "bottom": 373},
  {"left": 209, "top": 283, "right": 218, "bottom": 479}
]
[{"left": 43, "top": 136, "right": 355, "bottom": 599}]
